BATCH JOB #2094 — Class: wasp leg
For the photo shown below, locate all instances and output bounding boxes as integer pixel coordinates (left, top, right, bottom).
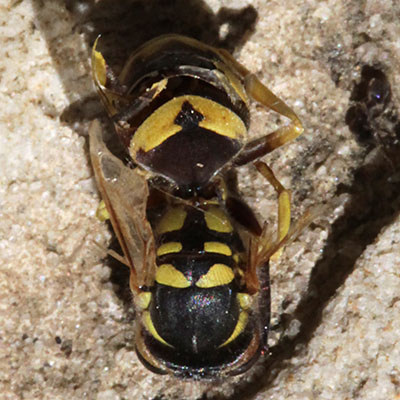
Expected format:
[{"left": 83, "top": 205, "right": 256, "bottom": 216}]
[
  {"left": 226, "top": 195, "right": 263, "bottom": 236},
  {"left": 217, "top": 48, "right": 303, "bottom": 166},
  {"left": 257, "top": 260, "right": 271, "bottom": 348},
  {"left": 254, "top": 160, "right": 291, "bottom": 260},
  {"left": 92, "top": 38, "right": 131, "bottom": 118},
  {"left": 91, "top": 237, "right": 131, "bottom": 268},
  {"left": 218, "top": 49, "right": 303, "bottom": 165},
  {"left": 235, "top": 74, "right": 303, "bottom": 165},
  {"left": 243, "top": 161, "right": 290, "bottom": 293}
]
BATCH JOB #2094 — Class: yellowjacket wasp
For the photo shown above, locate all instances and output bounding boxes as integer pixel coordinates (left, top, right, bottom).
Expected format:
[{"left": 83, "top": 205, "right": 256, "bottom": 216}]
[{"left": 90, "top": 34, "right": 305, "bottom": 379}]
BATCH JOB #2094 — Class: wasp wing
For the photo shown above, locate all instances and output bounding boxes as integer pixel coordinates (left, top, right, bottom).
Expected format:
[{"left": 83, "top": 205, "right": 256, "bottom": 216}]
[
  {"left": 249, "top": 205, "right": 327, "bottom": 269},
  {"left": 89, "top": 120, "right": 155, "bottom": 291}
]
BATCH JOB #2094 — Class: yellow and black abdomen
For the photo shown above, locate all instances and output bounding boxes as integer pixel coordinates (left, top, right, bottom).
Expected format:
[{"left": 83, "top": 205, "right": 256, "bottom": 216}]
[{"left": 136, "top": 202, "right": 262, "bottom": 378}]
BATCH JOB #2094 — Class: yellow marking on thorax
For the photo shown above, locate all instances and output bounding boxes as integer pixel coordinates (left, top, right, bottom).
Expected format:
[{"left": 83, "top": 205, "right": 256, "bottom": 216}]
[
  {"left": 220, "top": 311, "right": 248, "bottom": 347},
  {"left": 143, "top": 311, "right": 172, "bottom": 347},
  {"left": 157, "top": 242, "right": 183, "bottom": 256},
  {"left": 196, "top": 263, "right": 234, "bottom": 288},
  {"left": 204, "top": 242, "right": 232, "bottom": 256},
  {"left": 130, "top": 95, "right": 246, "bottom": 154},
  {"left": 157, "top": 207, "right": 187, "bottom": 234},
  {"left": 135, "top": 292, "right": 152, "bottom": 310},
  {"left": 194, "top": 96, "right": 246, "bottom": 139},
  {"left": 204, "top": 206, "right": 233, "bottom": 233},
  {"left": 156, "top": 264, "right": 191, "bottom": 288}
]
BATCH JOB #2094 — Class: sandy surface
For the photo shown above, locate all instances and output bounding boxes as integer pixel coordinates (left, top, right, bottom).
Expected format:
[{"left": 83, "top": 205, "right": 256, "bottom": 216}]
[{"left": 1, "top": 0, "right": 400, "bottom": 399}]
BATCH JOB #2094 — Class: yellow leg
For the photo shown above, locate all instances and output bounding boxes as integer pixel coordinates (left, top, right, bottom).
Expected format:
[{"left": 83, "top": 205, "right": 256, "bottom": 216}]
[
  {"left": 218, "top": 48, "right": 303, "bottom": 153},
  {"left": 255, "top": 161, "right": 291, "bottom": 259},
  {"left": 96, "top": 200, "right": 110, "bottom": 221},
  {"left": 245, "top": 74, "right": 303, "bottom": 140},
  {"left": 217, "top": 49, "right": 302, "bottom": 260},
  {"left": 234, "top": 74, "right": 304, "bottom": 165}
]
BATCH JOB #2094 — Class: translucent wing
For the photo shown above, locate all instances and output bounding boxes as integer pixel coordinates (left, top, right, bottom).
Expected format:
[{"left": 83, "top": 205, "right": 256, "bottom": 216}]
[
  {"left": 245, "top": 205, "right": 327, "bottom": 294},
  {"left": 89, "top": 120, "right": 156, "bottom": 291}
]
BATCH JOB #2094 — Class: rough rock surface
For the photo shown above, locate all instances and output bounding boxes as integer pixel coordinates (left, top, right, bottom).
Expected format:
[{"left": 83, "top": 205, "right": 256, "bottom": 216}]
[{"left": 1, "top": 1, "right": 399, "bottom": 399}]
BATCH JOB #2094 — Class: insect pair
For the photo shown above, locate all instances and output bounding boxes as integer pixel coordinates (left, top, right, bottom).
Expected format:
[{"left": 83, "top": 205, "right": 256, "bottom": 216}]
[{"left": 90, "top": 34, "right": 304, "bottom": 380}]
